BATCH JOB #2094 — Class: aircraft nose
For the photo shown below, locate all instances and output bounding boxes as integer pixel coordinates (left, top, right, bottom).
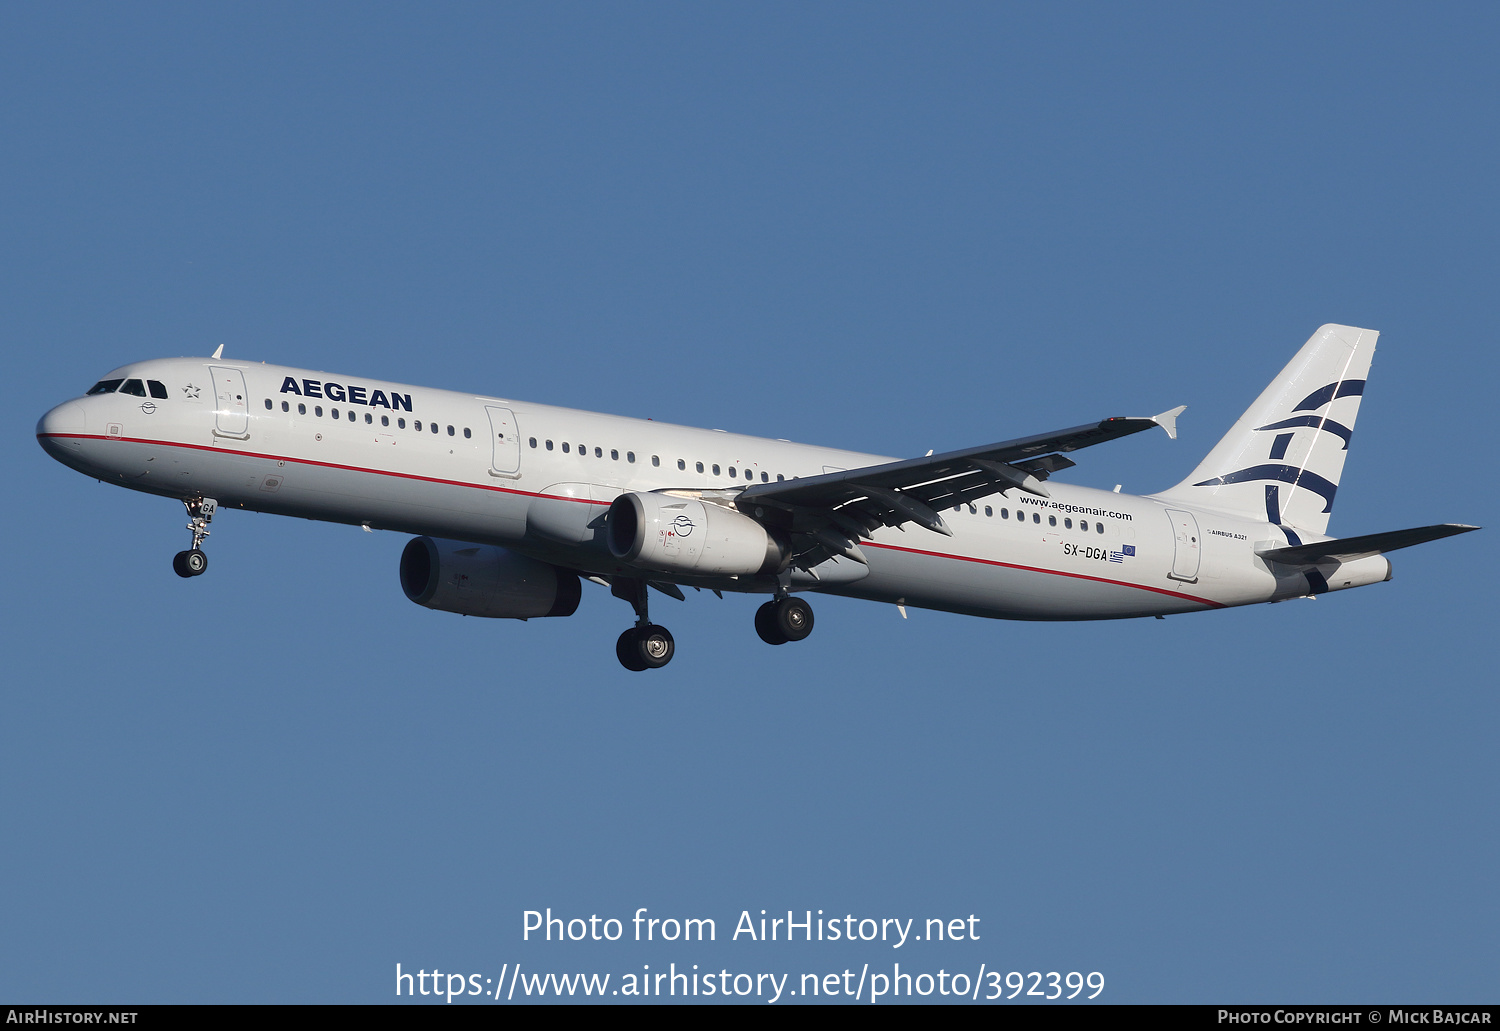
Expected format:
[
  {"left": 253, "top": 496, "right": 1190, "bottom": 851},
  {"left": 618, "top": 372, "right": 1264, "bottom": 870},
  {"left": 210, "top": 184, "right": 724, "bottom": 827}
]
[{"left": 36, "top": 401, "right": 87, "bottom": 459}]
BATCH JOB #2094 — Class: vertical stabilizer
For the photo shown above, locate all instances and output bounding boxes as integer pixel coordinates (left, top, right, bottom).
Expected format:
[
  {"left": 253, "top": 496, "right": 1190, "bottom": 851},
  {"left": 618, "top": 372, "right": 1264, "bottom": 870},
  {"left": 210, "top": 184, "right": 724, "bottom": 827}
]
[{"left": 1153, "top": 324, "right": 1378, "bottom": 537}]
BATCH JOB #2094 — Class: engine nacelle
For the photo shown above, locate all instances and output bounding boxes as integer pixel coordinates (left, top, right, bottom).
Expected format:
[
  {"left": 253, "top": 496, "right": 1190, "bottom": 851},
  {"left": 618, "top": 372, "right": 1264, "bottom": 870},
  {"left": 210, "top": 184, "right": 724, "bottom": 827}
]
[
  {"left": 400, "top": 537, "right": 581, "bottom": 619},
  {"left": 606, "top": 492, "right": 788, "bottom": 576}
]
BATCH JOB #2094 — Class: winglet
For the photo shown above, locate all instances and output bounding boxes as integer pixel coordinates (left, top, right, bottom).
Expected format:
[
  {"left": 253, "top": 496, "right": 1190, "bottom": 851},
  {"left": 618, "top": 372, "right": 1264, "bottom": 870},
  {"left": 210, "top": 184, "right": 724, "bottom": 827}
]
[
  {"left": 211, "top": 344, "right": 225, "bottom": 360},
  {"left": 1152, "top": 405, "right": 1187, "bottom": 440}
]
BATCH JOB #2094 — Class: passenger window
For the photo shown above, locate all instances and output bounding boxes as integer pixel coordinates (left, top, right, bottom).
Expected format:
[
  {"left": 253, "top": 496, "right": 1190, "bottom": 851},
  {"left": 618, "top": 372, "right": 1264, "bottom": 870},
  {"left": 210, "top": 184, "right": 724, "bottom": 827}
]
[
  {"left": 398, "top": 418, "right": 406, "bottom": 429},
  {"left": 652, "top": 455, "right": 660, "bottom": 467},
  {"left": 985, "top": 506, "right": 992, "bottom": 517},
  {"left": 120, "top": 379, "right": 147, "bottom": 397},
  {"left": 282, "top": 401, "right": 289, "bottom": 412},
  {"left": 1049, "top": 515, "right": 1057, "bottom": 526},
  {"left": 446, "top": 425, "right": 453, "bottom": 435},
  {"left": 696, "top": 462, "right": 704, "bottom": 473},
  {"left": 86, "top": 379, "right": 123, "bottom": 395},
  {"left": 712, "top": 464, "right": 720, "bottom": 476},
  {"left": 1032, "top": 513, "right": 1040, "bottom": 524},
  {"left": 1001, "top": 509, "right": 1008, "bottom": 519},
  {"left": 332, "top": 408, "right": 340, "bottom": 419},
  {"left": 761, "top": 472, "right": 769, "bottom": 482},
  {"left": 729, "top": 467, "right": 737, "bottom": 478},
  {"left": 348, "top": 411, "right": 356, "bottom": 421},
  {"left": 1097, "top": 523, "right": 1105, "bottom": 534},
  {"left": 627, "top": 452, "right": 635, "bottom": 463},
  {"left": 431, "top": 423, "right": 438, "bottom": 434},
  {"left": 315, "top": 406, "right": 323, "bottom": 417},
  {"left": 611, "top": 449, "right": 619, "bottom": 460},
  {"left": 264, "top": 399, "right": 272, "bottom": 409},
  {"left": 677, "top": 459, "right": 685, "bottom": 471},
  {"left": 1065, "top": 518, "right": 1072, "bottom": 529},
  {"left": 464, "top": 427, "right": 471, "bottom": 438},
  {"left": 776, "top": 474, "right": 784, "bottom": 481},
  {"left": 546, "top": 440, "right": 553, "bottom": 450},
  {"left": 968, "top": 504, "right": 976, "bottom": 514},
  {"left": 529, "top": 437, "right": 536, "bottom": 447},
  {"left": 594, "top": 447, "right": 602, "bottom": 458},
  {"left": 562, "top": 442, "right": 570, "bottom": 453},
  {"left": 382, "top": 416, "right": 389, "bottom": 427},
  {"left": 365, "top": 413, "right": 373, "bottom": 424},
  {"left": 148, "top": 381, "right": 169, "bottom": 399},
  {"left": 415, "top": 420, "right": 422, "bottom": 431},
  {"left": 298, "top": 403, "right": 306, "bottom": 415}
]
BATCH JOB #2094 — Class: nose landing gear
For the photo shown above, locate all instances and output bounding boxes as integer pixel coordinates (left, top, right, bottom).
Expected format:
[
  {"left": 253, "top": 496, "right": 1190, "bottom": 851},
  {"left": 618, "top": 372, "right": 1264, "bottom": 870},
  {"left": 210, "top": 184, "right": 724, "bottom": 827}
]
[{"left": 172, "top": 497, "right": 216, "bottom": 578}]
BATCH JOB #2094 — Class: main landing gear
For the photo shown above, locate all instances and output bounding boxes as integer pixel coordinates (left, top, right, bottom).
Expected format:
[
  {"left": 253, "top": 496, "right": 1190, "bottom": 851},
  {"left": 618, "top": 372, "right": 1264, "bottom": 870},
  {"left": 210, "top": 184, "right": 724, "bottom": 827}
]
[
  {"left": 172, "top": 497, "right": 216, "bottom": 579},
  {"left": 607, "top": 579, "right": 817, "bottom": 670},
  {"left": 612, "top": 579, "right": 675, "bottom": 672},
  {"left": 754, "top": 595, "right": 814, "bottom": 645}
]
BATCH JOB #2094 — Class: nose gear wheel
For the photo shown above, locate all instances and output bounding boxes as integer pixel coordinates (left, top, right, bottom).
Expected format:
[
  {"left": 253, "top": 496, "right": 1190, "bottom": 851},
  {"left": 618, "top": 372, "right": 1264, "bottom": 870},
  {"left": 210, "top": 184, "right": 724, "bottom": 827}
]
[{"left": 172, "top": 497, "right": 217, "bottom": 578}]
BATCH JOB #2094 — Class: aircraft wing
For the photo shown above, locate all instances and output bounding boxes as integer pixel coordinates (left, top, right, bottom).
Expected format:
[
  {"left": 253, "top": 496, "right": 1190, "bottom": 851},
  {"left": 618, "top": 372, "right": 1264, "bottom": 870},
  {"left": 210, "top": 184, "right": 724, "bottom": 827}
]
[{"left": 736, "top": 407, "right": 1184, "bottom": 551}]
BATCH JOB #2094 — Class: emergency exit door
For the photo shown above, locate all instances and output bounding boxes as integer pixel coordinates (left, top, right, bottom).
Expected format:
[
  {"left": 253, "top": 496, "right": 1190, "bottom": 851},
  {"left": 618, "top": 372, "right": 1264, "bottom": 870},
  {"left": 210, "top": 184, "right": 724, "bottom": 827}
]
[{"left": 486, "top": 406, "right": 521, "bottom": 476}]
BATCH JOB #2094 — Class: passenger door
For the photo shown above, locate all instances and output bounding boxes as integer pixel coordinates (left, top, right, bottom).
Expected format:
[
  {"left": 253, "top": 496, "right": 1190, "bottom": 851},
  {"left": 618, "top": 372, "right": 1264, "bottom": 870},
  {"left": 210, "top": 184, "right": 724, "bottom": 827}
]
[
  {"left": 209, "top": 367, "right": 250, "bottom": 439},
  {"left": 1165, "top": 508, "right": 1201, "bottom": 582}
]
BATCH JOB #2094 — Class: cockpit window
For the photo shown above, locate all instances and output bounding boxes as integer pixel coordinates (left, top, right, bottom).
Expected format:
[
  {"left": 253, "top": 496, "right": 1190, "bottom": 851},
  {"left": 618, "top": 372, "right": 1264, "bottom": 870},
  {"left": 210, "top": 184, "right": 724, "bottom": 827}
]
[
  {"left": 147, "top": 380, "right": 168, "bottom": 399},
  {"left": 119, "top": 379, "right": 147, "bottom": 397},
  {"left": 86, "top": 379, "right": 123, "bottom": 395}
]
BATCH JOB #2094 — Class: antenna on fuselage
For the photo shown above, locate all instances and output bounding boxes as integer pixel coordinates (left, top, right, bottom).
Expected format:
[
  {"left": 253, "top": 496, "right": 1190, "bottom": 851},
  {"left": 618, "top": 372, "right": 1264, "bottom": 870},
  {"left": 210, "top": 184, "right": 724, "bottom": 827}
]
[{"left": 211, "top": 345, "right": 224, "bottom": 360}]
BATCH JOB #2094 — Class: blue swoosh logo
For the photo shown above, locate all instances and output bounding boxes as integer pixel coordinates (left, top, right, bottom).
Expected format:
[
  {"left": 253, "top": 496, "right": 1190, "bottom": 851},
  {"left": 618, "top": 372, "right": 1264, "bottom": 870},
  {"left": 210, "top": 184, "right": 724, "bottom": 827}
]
[
  {"left": 1194, "top": 464, "right": 1339, "bottom": 513},
  {"left": 1293, "top": 379, "right": 1364, "bottom": 412},
  {"left": 1254, "top": 416, "right": 1354, "bottom": 449}
]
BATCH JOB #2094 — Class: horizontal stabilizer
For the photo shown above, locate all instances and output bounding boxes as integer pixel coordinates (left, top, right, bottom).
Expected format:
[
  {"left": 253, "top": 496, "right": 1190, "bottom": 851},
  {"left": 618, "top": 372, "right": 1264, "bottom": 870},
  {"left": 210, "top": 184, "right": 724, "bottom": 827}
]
[{"left": 1258, "top": 523, "right": 1479, "bottom": 565}]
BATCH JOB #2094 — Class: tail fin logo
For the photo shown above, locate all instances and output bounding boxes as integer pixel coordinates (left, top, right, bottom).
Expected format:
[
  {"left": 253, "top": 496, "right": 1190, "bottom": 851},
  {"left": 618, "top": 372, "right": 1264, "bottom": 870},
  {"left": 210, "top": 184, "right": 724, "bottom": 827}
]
[
  {"left": 1192, "top": 464, "right": 1339, "bottom": 513},
  {"left": 1155, "top": 328, "right": 1377, "bottom": 537},
  {"left": 1189, "top": 378, "right": 1363, "bottom": 515},
  {"left": 1293, "top": 379, "right": 1364, "bottom": 412},
  {"left": 1253, "top": 415, "right": 1354, "bottom": 450}
]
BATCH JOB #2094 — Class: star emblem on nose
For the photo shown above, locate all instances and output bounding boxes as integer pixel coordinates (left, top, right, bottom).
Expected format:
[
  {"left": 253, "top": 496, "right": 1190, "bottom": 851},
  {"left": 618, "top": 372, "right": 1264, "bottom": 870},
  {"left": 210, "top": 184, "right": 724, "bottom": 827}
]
[{"left": 183, "top": 383, "right": 201, "bottom": 398}]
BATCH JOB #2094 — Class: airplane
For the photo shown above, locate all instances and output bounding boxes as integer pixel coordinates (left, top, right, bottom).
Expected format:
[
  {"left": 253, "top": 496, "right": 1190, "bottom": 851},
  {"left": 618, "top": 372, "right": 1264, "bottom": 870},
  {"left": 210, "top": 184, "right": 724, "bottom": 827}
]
[{"left": 36, "top": 324, "right": 1477, "bottom": 671}]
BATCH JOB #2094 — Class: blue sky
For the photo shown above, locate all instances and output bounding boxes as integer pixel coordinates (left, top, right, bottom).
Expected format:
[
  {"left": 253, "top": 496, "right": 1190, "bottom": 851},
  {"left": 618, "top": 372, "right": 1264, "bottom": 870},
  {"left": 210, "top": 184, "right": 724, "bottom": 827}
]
[{"left": 2, "top": 3, "right": 1495, "bottom": 1003}]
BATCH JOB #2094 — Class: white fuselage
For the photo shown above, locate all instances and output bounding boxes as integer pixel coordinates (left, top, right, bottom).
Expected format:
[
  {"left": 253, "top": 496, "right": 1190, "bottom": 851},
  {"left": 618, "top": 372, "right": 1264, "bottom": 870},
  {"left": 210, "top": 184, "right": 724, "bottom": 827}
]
[{"left": 38, "top": 356, "right": 1330, "bottom": 621}]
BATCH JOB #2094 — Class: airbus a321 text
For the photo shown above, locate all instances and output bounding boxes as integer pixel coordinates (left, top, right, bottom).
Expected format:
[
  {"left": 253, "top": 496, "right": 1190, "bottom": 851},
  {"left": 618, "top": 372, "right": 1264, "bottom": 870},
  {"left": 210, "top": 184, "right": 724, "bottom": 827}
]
[{"left": 37, "top": 325, "right": 1477, "bottom": 670}]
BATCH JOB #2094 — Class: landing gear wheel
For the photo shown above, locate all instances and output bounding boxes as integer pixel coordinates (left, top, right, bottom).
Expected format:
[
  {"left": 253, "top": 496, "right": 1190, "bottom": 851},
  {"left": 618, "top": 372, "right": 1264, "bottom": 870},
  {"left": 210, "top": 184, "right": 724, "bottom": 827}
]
[
  {"left": 755, "top": 602, "right": 788, "bottom": 645},
  {"left": 635, "top": 624, "right": 675, "bottom": 668},
  {"left": 173, "top": 550, "right": 207, "bottom": 578},
  {"left": 616, "top": 629, "right": 649, "bottom": 672},
  {"left": 773, "top": 596, "right": 814, "bottom": 642},
  {"left": 616, "top": 625, "right": 675, "bottom": 671}
]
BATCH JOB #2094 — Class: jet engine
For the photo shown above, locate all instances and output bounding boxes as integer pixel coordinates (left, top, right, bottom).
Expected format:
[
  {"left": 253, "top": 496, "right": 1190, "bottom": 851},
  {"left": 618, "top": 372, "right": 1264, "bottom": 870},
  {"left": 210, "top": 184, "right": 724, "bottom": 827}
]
[
  {"left": 606, "top": 492, "right": 789, "bottom": 576},
  {"left": 400, "top": 537, "right": 581, "bottom": 619}
]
